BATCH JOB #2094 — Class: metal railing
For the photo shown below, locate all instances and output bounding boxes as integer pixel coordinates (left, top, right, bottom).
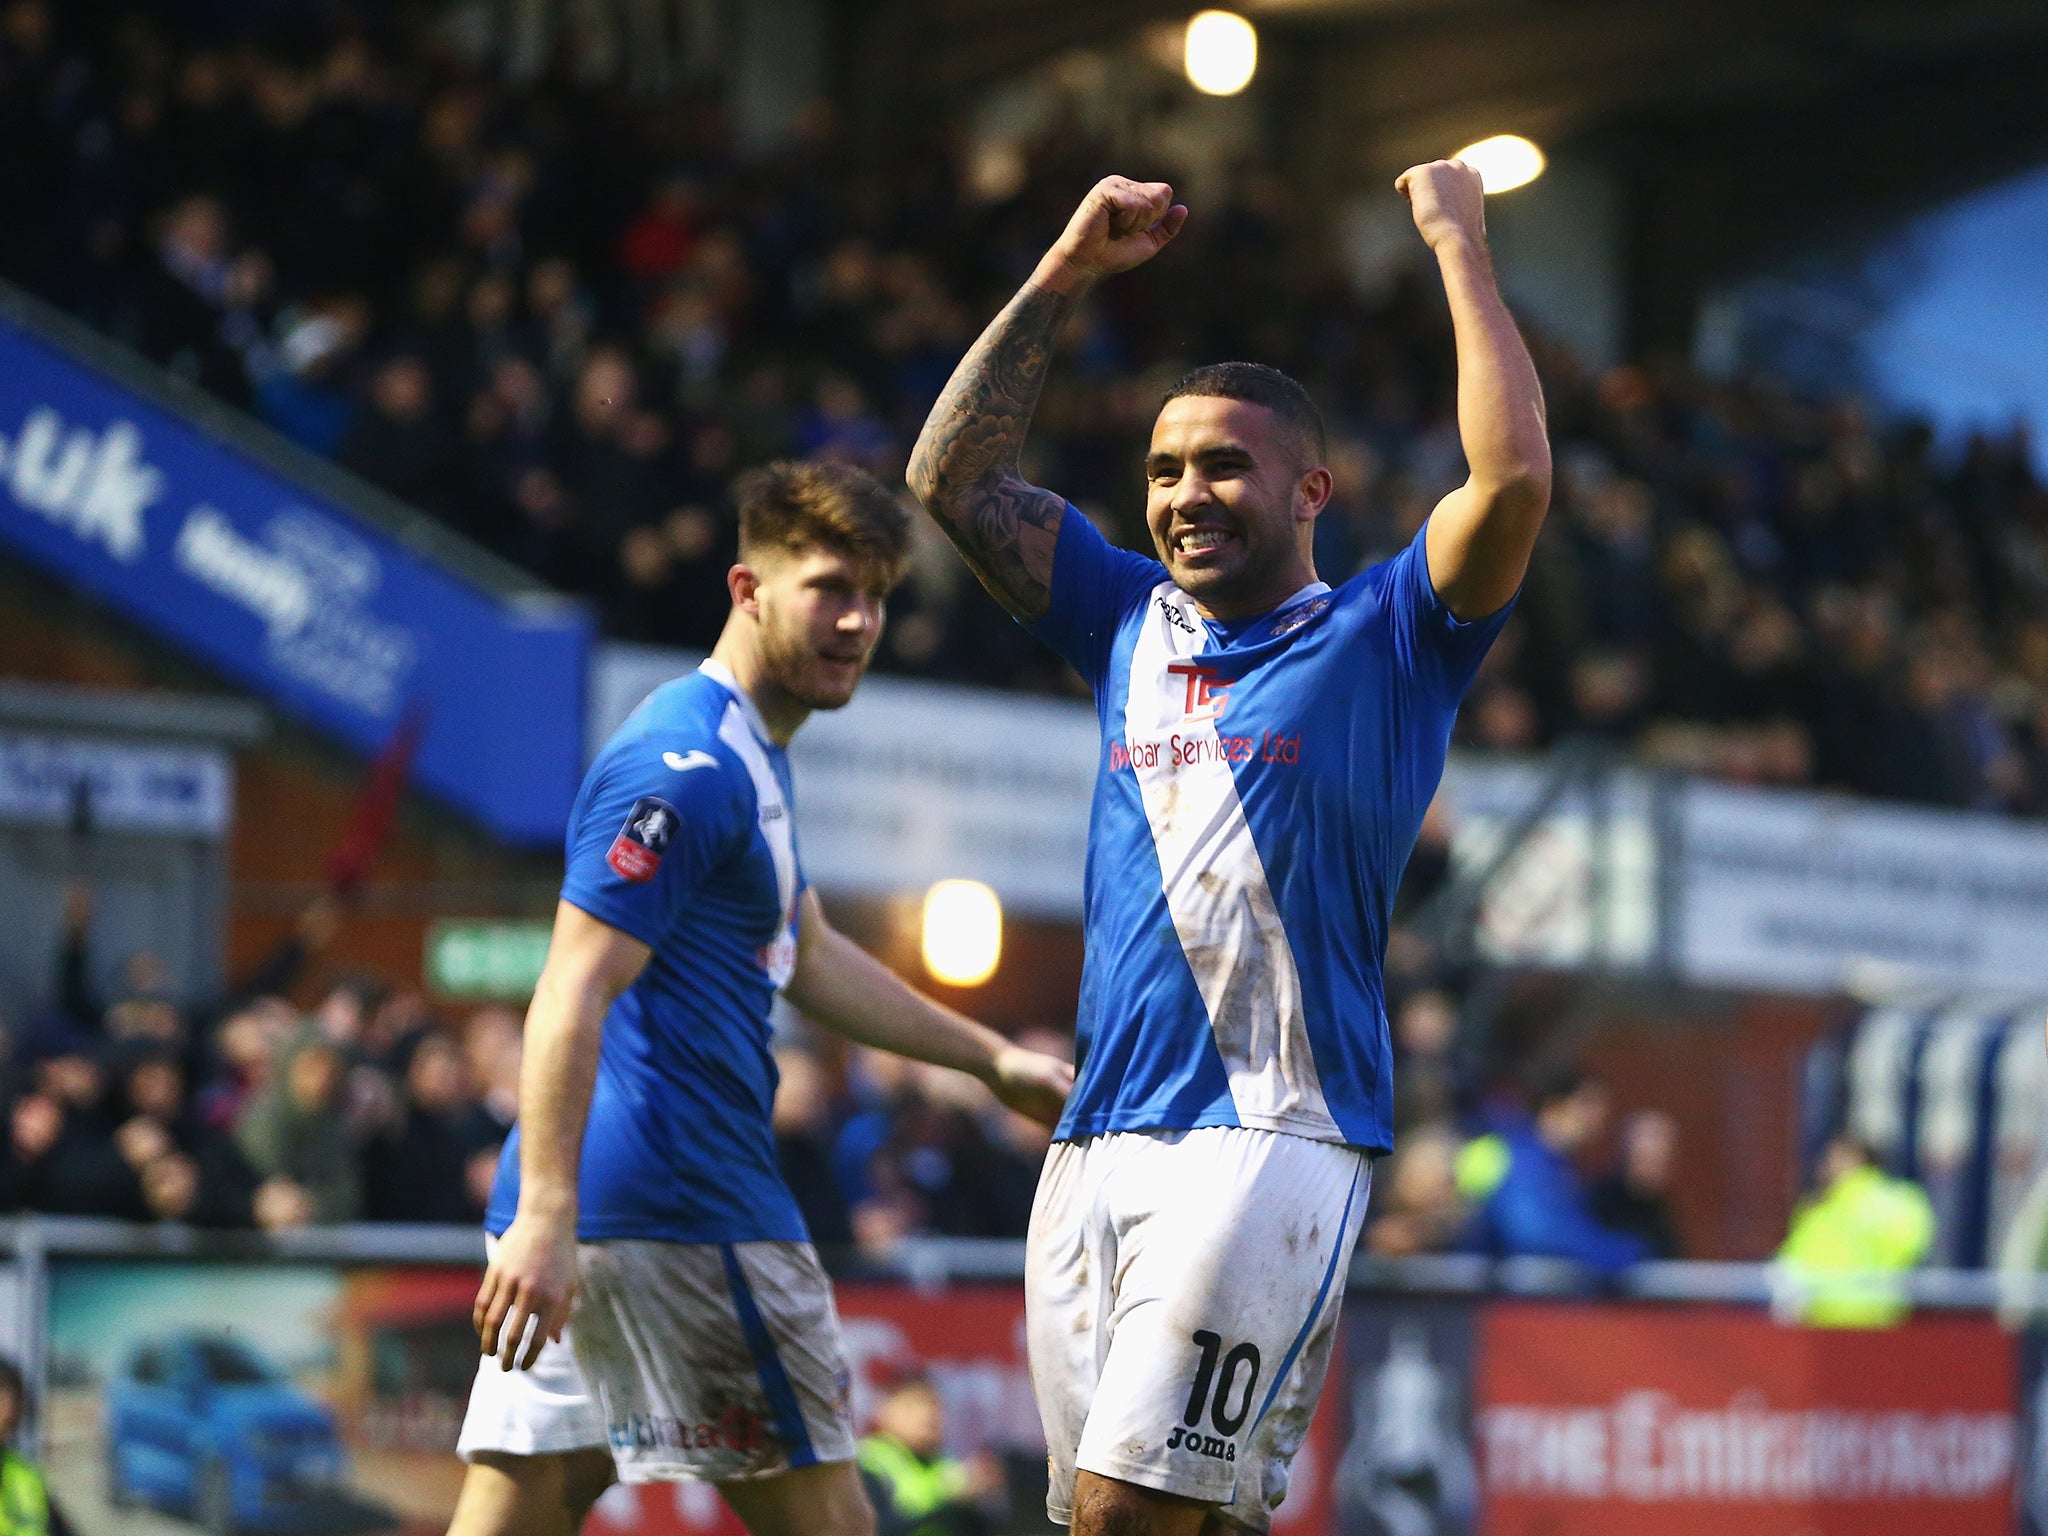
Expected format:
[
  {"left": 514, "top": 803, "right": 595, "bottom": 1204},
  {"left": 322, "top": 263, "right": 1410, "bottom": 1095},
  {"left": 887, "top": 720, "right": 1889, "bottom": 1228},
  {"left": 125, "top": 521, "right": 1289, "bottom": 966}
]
[{"left": 7, "top": 1216, "right": 2036, "bottom": 1308}]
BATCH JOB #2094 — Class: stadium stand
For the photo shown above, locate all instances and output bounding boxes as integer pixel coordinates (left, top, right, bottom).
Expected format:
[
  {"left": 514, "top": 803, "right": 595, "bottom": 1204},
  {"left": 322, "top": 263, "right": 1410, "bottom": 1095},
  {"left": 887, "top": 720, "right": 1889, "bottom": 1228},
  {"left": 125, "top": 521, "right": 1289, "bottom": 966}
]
[
  {"left": 5, "top": 0, "right": 2046, "bottom": 816},
  {"left": 0, "top": 2, "right": 2031, "bottom": 1257}
]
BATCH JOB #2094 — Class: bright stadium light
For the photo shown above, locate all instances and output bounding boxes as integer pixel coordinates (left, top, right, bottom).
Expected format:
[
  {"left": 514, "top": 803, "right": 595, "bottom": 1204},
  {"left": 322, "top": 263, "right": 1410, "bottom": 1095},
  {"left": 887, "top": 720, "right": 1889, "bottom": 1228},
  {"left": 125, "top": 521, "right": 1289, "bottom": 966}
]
[
  {"left": 1453, "top": 134, "right": 1547, "bottom": 194},
  {"left": 1184, "top": 10, "right": 1258, "bottom": 96},
  {"left": 922, "top": 879, "right": 1003, "bottom": 987}
]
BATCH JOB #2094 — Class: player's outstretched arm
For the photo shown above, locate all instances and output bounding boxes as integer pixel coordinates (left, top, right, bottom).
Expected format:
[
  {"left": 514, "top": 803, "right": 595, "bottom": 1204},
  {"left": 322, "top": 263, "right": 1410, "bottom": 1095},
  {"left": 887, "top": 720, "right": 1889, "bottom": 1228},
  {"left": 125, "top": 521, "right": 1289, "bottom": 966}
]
[
  {"left": 474, "top": 900, "right": 649, "bottom": 1370},
  {"left": 785, "top": 892, "right": 1074, "bottom": 1126},
  {"left": 907, "top": 175, "right": 1187, "bottom": 621},
  {"left": 1399, "top": 159, "right": 1553, "bottom": 620}
]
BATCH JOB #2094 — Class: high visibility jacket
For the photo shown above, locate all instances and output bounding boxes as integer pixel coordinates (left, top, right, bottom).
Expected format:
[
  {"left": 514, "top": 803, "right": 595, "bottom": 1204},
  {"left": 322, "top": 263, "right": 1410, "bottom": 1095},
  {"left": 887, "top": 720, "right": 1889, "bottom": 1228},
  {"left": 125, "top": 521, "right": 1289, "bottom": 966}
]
[
  {"left": 0, "top": 1451, "right": 49, "bottom": 1536},
  {"left": 1777, "top": 1165, "right": 1935, "bottom": 1327},
  {"left": 858, "top": 1432, "right": 971, "bottom": 1527}
]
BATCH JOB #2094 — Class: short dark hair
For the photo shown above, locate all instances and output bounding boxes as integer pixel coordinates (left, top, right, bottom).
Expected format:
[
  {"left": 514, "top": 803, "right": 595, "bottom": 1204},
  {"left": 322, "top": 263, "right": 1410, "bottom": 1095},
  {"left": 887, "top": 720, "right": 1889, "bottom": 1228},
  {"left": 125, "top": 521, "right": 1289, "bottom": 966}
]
[
  {"left": 1528, "top": 1062, "right": 1600, "bottom": 1114},
  {"left": 736, "top": 459, "right": 912, "bottom": 587},
  {"left": 1161, "top": 362, "right": 1326, "bottom": 467}
]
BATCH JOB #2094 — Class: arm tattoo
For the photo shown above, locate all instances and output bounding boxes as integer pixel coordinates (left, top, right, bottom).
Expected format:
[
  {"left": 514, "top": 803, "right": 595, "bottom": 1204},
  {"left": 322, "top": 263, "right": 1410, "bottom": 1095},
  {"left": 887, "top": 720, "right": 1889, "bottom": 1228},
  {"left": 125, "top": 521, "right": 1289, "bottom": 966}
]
[{"left": 907, "top": 281, "right": 1075, "bottom": 621}]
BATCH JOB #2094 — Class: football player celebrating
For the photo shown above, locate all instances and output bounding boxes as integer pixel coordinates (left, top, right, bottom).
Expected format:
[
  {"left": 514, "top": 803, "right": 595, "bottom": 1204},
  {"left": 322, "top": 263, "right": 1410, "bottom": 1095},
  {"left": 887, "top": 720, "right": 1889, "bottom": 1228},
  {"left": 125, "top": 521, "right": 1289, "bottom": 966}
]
[{"left": 908, "top": 162, "right": 1548, "bottom": 1535}]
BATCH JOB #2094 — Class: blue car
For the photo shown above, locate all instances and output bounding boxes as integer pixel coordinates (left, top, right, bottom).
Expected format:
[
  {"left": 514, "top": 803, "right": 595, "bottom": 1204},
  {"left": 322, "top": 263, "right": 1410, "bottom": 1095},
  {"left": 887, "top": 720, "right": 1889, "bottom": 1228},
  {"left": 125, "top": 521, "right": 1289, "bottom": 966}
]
[{"left": 104, "top": 1332, "right": 349, "bottom": 1534}]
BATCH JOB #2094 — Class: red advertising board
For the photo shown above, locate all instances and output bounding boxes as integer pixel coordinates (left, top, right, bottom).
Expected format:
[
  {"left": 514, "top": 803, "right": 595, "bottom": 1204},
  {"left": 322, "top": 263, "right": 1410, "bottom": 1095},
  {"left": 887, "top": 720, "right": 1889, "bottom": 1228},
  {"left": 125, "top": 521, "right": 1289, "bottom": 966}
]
[{"left": 1476, "top": 1303, "right": 2017, "bottom": 1536}]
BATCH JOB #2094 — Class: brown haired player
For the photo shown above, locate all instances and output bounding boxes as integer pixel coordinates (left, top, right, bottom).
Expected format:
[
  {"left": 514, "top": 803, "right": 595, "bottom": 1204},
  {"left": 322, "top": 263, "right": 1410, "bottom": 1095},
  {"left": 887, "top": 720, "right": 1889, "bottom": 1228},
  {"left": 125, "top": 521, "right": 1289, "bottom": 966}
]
[{"left": 451, "top": 459, "right": 1073, "bottom": 1536}]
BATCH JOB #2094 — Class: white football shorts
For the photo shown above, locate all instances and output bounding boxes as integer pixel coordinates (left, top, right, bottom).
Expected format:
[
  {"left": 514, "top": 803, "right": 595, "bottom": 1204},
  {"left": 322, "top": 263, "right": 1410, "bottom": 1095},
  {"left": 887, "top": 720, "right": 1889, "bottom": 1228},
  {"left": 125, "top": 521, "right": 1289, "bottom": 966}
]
[
  {"left": 457, "top": 1236, "right": 856, "bottom": 1482},
  {"left": 1027, "top": 1125, "right": 1372, "bottom": 1532},
  {"left": 571, "top": 1237, "right": 857, "bottom": 1482},
  {"left": 458, "top": 1235, "right": 608, "bottom": 1460}
]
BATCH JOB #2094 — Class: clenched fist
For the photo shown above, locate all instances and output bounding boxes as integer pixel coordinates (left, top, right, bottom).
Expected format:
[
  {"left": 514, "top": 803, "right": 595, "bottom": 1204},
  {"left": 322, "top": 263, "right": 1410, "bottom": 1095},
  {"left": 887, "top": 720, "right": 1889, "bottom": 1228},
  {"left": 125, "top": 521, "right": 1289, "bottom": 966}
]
[
  {"left": 1396, "top": 159, "right": 1488, "bottom": 253},
  {"left": 1035, "top": 176, "right": 1189, "bottom": 292}
]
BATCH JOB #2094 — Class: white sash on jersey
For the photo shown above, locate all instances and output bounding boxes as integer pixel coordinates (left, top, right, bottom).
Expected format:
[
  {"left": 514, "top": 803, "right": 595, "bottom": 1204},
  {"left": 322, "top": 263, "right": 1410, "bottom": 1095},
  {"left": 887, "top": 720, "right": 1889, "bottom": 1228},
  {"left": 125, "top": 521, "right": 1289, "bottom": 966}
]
[
  {"left": 1123, "top": 583, "right": 1340, "bottom": 1139},
  {"left": 702, "top": 660, "right": 801, "bottom": 991}
]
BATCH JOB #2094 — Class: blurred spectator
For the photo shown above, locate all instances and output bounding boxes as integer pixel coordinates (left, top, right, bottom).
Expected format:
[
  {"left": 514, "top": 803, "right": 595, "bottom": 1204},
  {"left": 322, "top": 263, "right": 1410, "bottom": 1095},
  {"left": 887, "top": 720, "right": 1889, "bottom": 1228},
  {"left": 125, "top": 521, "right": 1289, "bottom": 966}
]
[
  {"left": 1459, "top": 1066, "right": 1649, "bottom": 1274},
  {"left": 857, "top": 1370, "right": 1002, "bottom": 1536},
  {"left": 462, "top": 1005, "right": 523, "bottom": 1138},
  {"left": 1364, "top": 1123, "right": 1469, "bottom": 1258},
  {"left": 1589, "top": 1108, "right": 1684, "bottom": 1259},
  {"left": 109, "top": 1043, "right": 263, "bottom": 1226},
  {"left": 132, "top": 193, "right": 253, "bottom": 406},
  {"left": 774, "top": 1047, "right": 854, "bottom": 1249},
  {"left": 234, "top": 1026, "right": 360, "bottom": 1225},
  {"left": 1996, "top": 1143, "right": 2048, "bottom": 1328},
  {"left": 1775, "top": 1134, "right": 1934, "bottom": 1328},
  {"left": 194, "top": 998, "right": 293, "bottom": 1136},
  {"left": 363, "top": 1028, "right": 487, "bottom": 1223},
  {"left": 256, "top": 301, "right": 365, "bottom": 455},
  {"left": 1390, "top": 988, "right": 1459, "bottom": 1138},
  {"left": 0, "top": 1353, "right": 71, "bottom": 1536},
  {"left": 0, "top": 1073, "right": 137, "bottom": 1218}
]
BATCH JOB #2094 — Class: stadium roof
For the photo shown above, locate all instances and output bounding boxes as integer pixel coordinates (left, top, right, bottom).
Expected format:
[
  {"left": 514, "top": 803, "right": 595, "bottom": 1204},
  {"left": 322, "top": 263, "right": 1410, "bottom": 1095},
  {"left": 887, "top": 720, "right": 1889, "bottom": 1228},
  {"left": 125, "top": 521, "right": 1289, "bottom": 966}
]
[{"left": 866, "top": 0, "right": 2048, "bottom": 345}]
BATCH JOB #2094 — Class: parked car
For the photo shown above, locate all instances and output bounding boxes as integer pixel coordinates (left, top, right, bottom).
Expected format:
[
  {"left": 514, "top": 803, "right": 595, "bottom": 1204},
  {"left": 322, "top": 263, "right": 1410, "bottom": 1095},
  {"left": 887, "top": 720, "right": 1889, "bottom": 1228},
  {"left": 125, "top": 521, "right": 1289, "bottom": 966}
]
[{"left": 104, "top": 1332, "right": 348, "bottom": 1533}]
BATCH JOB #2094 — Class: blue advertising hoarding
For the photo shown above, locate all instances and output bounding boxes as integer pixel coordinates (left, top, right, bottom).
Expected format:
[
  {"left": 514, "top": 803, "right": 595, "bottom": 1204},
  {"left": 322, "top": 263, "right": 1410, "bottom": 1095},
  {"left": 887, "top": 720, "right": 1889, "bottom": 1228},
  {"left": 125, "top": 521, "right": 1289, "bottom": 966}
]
[{"left": 0, "top": 297, "right": 590, "bottom": 846}]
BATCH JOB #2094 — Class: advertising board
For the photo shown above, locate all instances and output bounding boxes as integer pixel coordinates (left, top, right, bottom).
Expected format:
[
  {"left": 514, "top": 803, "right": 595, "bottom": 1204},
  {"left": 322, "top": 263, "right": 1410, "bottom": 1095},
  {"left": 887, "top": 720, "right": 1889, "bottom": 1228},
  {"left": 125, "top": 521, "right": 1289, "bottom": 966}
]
[
  {"left": 0, "top": 301, "right": 590, "bottom": 846},
  {"left": 1475, "top": 1303, "right": 2017, "bottom": 1536}
]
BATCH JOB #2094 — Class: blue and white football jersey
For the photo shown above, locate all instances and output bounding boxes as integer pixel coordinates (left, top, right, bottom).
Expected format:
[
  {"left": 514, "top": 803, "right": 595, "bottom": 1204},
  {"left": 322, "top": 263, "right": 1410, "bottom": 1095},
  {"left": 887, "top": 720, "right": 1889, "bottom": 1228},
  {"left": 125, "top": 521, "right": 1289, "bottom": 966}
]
[
  {"left": 1028, "top": 511, "right": 1511, "bottom": 1154},
  {"left": 486, "top": 659, "right": 809, "bottom": 1243}
]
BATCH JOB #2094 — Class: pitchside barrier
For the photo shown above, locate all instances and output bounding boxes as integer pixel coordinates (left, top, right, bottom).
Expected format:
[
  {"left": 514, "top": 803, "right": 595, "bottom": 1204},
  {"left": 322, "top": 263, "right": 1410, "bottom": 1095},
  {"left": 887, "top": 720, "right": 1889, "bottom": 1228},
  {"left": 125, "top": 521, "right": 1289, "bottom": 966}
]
[{"left": 4, "top": 1220, "right": 2046, "bottom": 1536}]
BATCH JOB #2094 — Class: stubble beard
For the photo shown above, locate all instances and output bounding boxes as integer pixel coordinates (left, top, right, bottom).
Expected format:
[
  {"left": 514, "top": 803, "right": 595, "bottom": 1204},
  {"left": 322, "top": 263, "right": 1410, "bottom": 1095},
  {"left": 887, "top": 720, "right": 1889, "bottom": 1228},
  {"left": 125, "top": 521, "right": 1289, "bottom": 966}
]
[
  {"left": 1164, "top": 520, "right": 1297, "bottom": 616},
  {"left": 760, "top": 617, "right": 865, "bottom": 713}
]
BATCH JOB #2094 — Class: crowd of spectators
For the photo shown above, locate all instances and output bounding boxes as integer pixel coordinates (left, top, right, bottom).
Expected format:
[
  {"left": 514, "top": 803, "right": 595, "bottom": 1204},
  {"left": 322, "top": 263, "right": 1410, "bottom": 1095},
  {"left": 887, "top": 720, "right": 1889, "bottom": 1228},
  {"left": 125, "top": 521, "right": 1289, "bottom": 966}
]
[
  {"left": 0, "top": 882, "right": 1056, "bottom": 1244},
  {"left": 6, "top": 873, "right": 1695, "bottom": 1273},
  {"left": 1359, "top": 999, "right": 1687, "bottom": 1270},
  {"left": 5, "top": 2, "right": 2048, "bottom": 813}
]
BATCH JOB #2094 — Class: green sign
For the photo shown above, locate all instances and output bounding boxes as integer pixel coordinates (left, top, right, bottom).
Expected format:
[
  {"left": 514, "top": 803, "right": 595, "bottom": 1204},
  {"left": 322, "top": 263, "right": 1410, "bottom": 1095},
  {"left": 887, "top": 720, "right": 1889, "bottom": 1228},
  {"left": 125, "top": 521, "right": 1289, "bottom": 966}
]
[{"left": 426, "top": 920, "right": 552, "bottom": 999}]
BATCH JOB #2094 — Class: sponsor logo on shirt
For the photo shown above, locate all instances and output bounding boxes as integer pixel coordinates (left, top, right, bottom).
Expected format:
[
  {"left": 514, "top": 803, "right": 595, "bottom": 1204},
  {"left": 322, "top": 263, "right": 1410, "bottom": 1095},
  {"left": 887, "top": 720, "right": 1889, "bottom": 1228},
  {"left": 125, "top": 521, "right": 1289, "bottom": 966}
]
[
  {"left": 606, "top": 796, "right": 679, "bottom": 882},
  {"left": 756, "top": 930, "right": 797, "bottom": 978},
  {"left": 1268, "top": 595, "right": 1329, "bottom": 640},
  {"left": 1165, "top": 1424, "right": 1237, "bottom": 1461},
  {"left": 1166, "top": 661, "right": 1231, "bottom": 722},
  {"left": 1158, "top": 595, "right": 1200, "bottom": 635},
  {"left": 609, "top": 1407, "right": 769, "bottom": 1456},
  {"left": 1108, "top": 730, "right": 1301, "bottom": 772},
  {"left": 756, "top": 897, "right": 799, "bottom": 983}
]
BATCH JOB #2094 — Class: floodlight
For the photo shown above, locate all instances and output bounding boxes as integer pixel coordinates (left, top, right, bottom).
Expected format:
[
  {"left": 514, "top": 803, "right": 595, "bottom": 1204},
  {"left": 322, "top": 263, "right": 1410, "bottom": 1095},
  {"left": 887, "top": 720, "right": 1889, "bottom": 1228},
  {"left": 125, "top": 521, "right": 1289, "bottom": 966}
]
[
  {"left": 1185, "top": 11, "right": 1258, "bottom": 96},
  {"left": 1452, "top": 134, "right": 1547, "bottom": 194},
  {"left": 922, "top": 879, "right": 1003, "bottom": 987}
]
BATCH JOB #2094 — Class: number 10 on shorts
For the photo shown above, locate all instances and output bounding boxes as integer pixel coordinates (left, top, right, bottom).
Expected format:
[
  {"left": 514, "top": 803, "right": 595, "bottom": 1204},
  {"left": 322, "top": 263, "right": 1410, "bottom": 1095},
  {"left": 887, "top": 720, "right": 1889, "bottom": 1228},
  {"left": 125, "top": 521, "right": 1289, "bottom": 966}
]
[{"left": 1172, "top": 1329, "right": 1261, "bottom": 1459}]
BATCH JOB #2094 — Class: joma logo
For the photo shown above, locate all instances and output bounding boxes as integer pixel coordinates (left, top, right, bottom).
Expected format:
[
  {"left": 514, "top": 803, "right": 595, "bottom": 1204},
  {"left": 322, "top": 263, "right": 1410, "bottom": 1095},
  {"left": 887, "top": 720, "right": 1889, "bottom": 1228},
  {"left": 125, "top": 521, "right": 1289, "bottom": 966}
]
[{"left": 1165, "top": 1424, "right": 1236, "bottom": 1461}]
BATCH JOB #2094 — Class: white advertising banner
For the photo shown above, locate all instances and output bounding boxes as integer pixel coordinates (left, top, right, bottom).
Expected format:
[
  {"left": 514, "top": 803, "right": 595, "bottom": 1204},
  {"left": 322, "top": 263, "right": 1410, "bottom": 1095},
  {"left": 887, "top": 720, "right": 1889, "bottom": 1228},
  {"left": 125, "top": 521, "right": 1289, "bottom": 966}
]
[
  {"left": 591, "top": 644, "right": 1098, "bottom": 915},
  {"left": 0, "top": 730, "right": 231, "bottom": 836},
  {"left": 1680, "top": 781, "right": 2048, "bottom": 994}
]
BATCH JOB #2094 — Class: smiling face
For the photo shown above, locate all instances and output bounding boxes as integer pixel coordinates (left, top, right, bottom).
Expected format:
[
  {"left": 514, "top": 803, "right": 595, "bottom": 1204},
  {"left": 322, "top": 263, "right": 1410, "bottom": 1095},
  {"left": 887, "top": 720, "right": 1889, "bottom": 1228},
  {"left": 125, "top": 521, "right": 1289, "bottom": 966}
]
[
  {"left": 1145, "top": 394, "right": 1330, "bottom": 618},
  {"left": 748, "top": 542, "right": 891, "bottom": 712}
]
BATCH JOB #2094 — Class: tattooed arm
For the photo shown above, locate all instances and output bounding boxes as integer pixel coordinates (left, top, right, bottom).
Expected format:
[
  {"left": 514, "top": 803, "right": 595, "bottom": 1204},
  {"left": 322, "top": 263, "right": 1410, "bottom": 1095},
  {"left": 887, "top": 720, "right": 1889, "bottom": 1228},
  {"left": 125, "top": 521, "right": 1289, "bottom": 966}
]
[
  {"left": 908, "top": 176, "right": 1187, "bottom": 621},
  {"left": 1399, "top": 159, "right": 1551, "bottom": 619}
]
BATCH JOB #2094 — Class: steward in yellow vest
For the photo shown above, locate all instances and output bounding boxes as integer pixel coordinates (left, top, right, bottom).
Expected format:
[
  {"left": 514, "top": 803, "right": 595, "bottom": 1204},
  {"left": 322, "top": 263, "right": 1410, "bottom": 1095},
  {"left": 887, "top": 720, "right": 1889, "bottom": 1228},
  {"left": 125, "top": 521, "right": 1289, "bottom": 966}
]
[
  {"left": 0, "top": 1360, "right": 55, "bottom": 1536},
  {"left": 856, "top": 1373, "right": 994, "bottom": 1536},
  {"left": 1777, "top": 1135, "right": 1935, "bottom": 1328}
]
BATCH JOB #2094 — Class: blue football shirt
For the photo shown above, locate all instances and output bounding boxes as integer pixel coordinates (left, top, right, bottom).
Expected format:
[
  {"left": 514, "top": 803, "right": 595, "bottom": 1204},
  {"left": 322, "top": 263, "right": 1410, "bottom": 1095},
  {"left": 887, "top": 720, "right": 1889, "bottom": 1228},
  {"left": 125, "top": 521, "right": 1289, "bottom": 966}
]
[
  {"left": 1028, "top": 511, "right": 1511, "bottom": 1154},
  {"left": 485, "top": 659, "right": 810, "bottom": 1243}
]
